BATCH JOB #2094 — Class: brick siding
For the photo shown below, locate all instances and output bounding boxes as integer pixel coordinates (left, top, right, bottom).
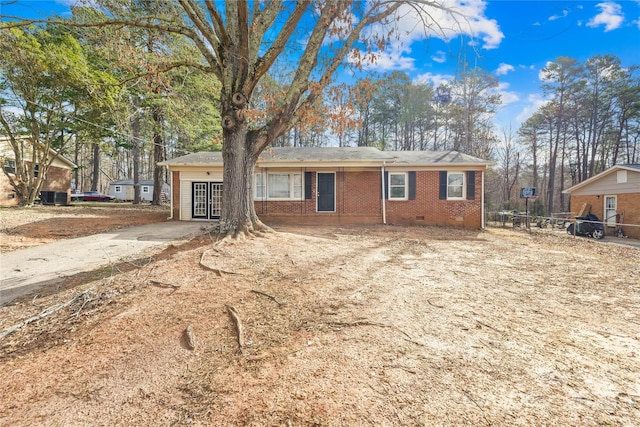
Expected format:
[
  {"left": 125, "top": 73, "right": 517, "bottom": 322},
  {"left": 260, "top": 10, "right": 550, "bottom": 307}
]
[
  {"left": 571, "top": 193, "right": 640, "bottom": 239},
  {"left": 0, "top": 163, "right": 71, "bottom": 206},
  {"left": 257, "top": 169, "right": 483, "bottom": 229}
]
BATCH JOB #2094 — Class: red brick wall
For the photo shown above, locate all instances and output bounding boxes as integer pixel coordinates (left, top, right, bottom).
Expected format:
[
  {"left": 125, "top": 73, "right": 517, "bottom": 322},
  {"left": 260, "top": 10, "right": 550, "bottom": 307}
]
[
  {"left": 385, "top": 171, "right": 482, "bottom": 228},
  {"left": 0, "top": 164, "right": 71, "bottom": 206},
  {"left": 571, "top": 193, "right": 640, "bottom": 239},
  {"left": 171, "top": 171, "right": 180, "bottom": 220},
  {"left": 256, "top": 169, "right": 484, "bottom": 229},
  {"left": 41, "top": 165, "right": 72, "bottom": 193},
  {"left": 0, "top": 174, "right": 18, "bottom": 206}
]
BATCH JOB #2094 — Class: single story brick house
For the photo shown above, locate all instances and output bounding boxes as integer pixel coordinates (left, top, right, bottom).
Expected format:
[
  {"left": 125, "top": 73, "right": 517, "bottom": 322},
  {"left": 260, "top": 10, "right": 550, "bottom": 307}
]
[
  {"left": 563, "top": 164, "right": 640, "bottom": 239},
  {"left": 1, "top": 136, "right": 75, "bottom": 206},
  {"left": 160, "top": 147, "right": 493, "bottom": 228}
]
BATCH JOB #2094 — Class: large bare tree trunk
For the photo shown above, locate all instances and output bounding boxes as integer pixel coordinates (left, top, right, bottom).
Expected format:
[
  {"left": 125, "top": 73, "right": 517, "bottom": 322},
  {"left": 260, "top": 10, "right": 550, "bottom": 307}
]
[{"left": 218, "top": 125, "right": 271, "bottom": 239}]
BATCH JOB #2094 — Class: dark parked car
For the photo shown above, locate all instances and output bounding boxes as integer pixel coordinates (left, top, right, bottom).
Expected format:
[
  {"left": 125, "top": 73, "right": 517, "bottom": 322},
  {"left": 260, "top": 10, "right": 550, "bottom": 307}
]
[{"left": 72, "top": 191, "right": 115, "bottom": 202}]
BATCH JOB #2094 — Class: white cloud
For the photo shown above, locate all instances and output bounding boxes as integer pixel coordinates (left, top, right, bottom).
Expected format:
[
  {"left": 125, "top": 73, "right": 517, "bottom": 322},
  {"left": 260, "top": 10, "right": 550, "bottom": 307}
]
[
  {"left": 367, "top": 0, "right": 504, "bottom": 51},
  {"left": 538, "top": 61, "right": 556, "bottom": 82},
  {"left": 587, "top": 2, "right": 625, "bottom": 32},
  {"left": 496, "top": 63, "right": 515, "bottom": 76},
  {"left": 549, "top": 9, "right": 569, "bottom": 21},
  {"left": 348, "top": 47, "right": 415, "bottom": 72},
  {"left": 431, "top": 51, "right": 447, "bottom": 64},
  {"left": 355, "top": 0, "right": 503, "bottom": 72},
  {"left": 413, "top": 72, "right": 454, "bottom": 88},
  {"left": 495, "top": 82, "right": 519, "bottom": 106},
  {"left": 516, "top": 94, "right": 549, "bottom": 124}
]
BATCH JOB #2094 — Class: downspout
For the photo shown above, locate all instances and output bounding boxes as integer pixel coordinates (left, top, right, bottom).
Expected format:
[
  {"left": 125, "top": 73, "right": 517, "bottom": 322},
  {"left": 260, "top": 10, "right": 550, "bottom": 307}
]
[
  {"left": 167, "top": 169, "right": 174, "bottom": 220},
  {"left": 481, "top": 168, "right": 485, "bottom": 229},
  {"left": 381, "top": 162, "right": 387, "bottom": 224}
]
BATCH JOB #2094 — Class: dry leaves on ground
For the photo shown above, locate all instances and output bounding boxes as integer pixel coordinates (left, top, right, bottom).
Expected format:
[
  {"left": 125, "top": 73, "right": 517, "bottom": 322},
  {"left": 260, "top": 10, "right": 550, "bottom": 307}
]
[{"left": 0, "top": 220, "right": 639, "bottom": 426}]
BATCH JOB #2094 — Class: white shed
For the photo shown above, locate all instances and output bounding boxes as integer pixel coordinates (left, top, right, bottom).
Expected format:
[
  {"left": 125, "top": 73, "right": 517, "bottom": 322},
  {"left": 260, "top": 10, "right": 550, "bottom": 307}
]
[{"left": 109, "top": 179, "right": 169, "bottom": 202}]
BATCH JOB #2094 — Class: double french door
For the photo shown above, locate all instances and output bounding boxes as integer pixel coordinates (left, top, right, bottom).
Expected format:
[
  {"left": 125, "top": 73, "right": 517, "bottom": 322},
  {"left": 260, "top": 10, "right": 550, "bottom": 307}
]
[{"left": 192, "top": 182, "right": 223, "bottom": 219}]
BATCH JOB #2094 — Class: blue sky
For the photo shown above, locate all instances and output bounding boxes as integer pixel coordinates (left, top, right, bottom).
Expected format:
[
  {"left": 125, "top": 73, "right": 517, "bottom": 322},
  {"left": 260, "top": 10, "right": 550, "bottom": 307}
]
[{"left": 2, "top": 0, "right": 639, "bottom": 131}]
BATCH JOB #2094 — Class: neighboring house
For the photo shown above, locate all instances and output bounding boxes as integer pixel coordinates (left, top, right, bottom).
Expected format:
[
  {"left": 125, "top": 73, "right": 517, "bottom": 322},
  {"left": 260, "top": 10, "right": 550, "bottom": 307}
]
[
  {"left": 0, "top": 136, "right": 76, "bottom": 206},
  {"left": 109, "top": 179, "right": 169, "bottom": 202},
  {"left": 160, "top": 147, "right": 493, "bottom": 229},
  {"left": 563, "top": 164, "right": 640, "bottom": 239}
]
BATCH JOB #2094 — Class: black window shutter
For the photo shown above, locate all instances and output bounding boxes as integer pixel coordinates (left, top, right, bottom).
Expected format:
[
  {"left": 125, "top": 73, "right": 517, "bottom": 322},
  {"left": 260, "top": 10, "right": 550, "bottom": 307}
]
[
  {"left": 384, "top": 171, "right": 389, "bottom": 199},
  {"left": 439, "top": 171, "right": 447, "bottom": 200},
  {"left": 466, "top": 171, "right": 476, "bottom": 200},
  {"left": 408, "top": 171, "right": 416, "bottom": 200},
  {"left": 304, "top": 171, "right": 313, "bottom": 199}
]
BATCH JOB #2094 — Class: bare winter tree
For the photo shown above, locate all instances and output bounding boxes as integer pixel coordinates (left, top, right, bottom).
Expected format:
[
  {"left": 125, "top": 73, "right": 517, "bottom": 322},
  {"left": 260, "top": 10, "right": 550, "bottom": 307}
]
[{"left": 5, "top": 0, "right": 471, "bottom": 236}]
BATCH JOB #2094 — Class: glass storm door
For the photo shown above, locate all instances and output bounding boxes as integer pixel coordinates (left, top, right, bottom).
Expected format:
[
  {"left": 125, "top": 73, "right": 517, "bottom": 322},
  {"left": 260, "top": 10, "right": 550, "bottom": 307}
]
[
  {"left": 209, "top": 182, "right": 223, "bottom": 219},
  {"left": 192, "top": 182, "right": 223, "bottom": 219},
  {"left": 604, "top": 196, "right": 617, "bottom": 227}
]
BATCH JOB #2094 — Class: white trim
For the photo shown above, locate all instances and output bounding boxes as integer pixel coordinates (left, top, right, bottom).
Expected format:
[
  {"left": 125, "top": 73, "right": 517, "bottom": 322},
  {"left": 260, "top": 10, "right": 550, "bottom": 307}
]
[
  {"left": 388, "top": 172, "right": 408, "bottom": 200},
  {"left": 604, "top": 195, "right": 617, "bottom": 227},
  {"left": 255, "top": 171, "right": 303, "bottom": 201},
  {"left": 446, "top": 171, "right": 466, "bottom": 200}
]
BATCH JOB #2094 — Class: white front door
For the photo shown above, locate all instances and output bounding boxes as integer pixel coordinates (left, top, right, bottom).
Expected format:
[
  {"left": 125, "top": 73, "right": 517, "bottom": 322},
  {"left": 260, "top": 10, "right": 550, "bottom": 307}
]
[{"left": 604, "top": 196, "right": 617, "bottom": 227}]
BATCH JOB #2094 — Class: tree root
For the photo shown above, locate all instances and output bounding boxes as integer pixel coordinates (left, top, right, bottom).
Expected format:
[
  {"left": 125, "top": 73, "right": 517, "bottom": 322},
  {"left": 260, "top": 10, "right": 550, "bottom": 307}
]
[
  {"left": 199, "top": 251, "right": 239, "bottom": 276},
  {"left": 226, "top": 305, "right": 245, "bottom": 354},
  {"left": 251, "top": 289, "right": 283, "bottom": 306},
  {"left": 213, "top": 219, "right": 275, "bottom": 244}
]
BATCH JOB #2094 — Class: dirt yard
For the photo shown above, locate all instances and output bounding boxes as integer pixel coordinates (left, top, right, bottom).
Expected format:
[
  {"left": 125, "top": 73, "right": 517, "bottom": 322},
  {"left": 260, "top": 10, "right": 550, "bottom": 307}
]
[
  {"left": 0, "top": 204, "right": 170, "bottom": 253},
  {"left": 0, "top": 206, "right": 639, "bottom": 426}
]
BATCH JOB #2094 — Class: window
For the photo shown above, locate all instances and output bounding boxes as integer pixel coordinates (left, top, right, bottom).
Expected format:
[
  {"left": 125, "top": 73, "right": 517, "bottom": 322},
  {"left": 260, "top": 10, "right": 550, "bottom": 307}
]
[
  {"left": 142, "top": 186, "right": 150, "bottom": 193},
  {"left": 447, "top": 172, "right": 465, "bottom": 199},
  {"left": 255, "top": 173, "right": 266, "bottom": 199},
  {"left": 389, "top": 173, "right": 407, "bottom": 200},
  {"left": 33, "top": 164, "right": 39, "bottom": 177},
  {"left": 3, "top": 159, "right": 16, "bottom": 174},
  {"left": 256, "top": 172, "right": 302, "bottom": 200},
  {"left": 114, "top": 185, "right": 122, "bottom": 193}
]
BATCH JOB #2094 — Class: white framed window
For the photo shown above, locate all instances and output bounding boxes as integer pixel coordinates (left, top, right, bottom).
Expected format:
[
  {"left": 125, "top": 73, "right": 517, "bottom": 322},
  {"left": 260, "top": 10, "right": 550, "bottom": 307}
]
[
  {"left": 142, "top": 186, "right": 150, "bottom": 193},
  {"left": 447, "top": 172, "right": 465, "bottom": 199},
  {"left": 256, "top": 172, "right": 303, "bottom": 200},
  {"left": 3, "top": 159, "right": 16, "bottom": 174},
  {"left": 255, "top": 173, "right": 266, "bottom": 199},
  {"left": 114, "top": 185, "right": 122, "bottom": 193},
  {"left": 388, "top": 172, "right": 407, "bottom": 200}
]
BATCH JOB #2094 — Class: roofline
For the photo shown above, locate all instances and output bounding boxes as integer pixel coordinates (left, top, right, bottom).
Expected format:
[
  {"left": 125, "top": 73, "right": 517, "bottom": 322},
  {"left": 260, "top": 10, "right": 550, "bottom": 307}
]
[
  {"left": 0, "top": 136, "right": 77, "bottom": 169},
  {"left": 160, "top": 158, "right": 495, "bottom": 169},
  {"left": 563, "top": 164, "right": 638, "bottom": 193}
]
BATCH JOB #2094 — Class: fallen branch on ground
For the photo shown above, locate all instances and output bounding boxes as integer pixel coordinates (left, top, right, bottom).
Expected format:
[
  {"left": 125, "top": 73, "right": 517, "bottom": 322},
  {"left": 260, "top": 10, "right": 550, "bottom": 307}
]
[
  {"left": 427, "top": 299, "right": 444, "bottom": 308},
  {"left": 0, "top": 288, "right": 94, "bottom": 340},
  {"left": 149, "top": 279, "right": 180, "bottom": 290},
  {"left": 250, "top": 289, "right": 283, "bottom": 306},
  {"left": 226, "top": 305, "right": 245, "bottom": 354}
]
